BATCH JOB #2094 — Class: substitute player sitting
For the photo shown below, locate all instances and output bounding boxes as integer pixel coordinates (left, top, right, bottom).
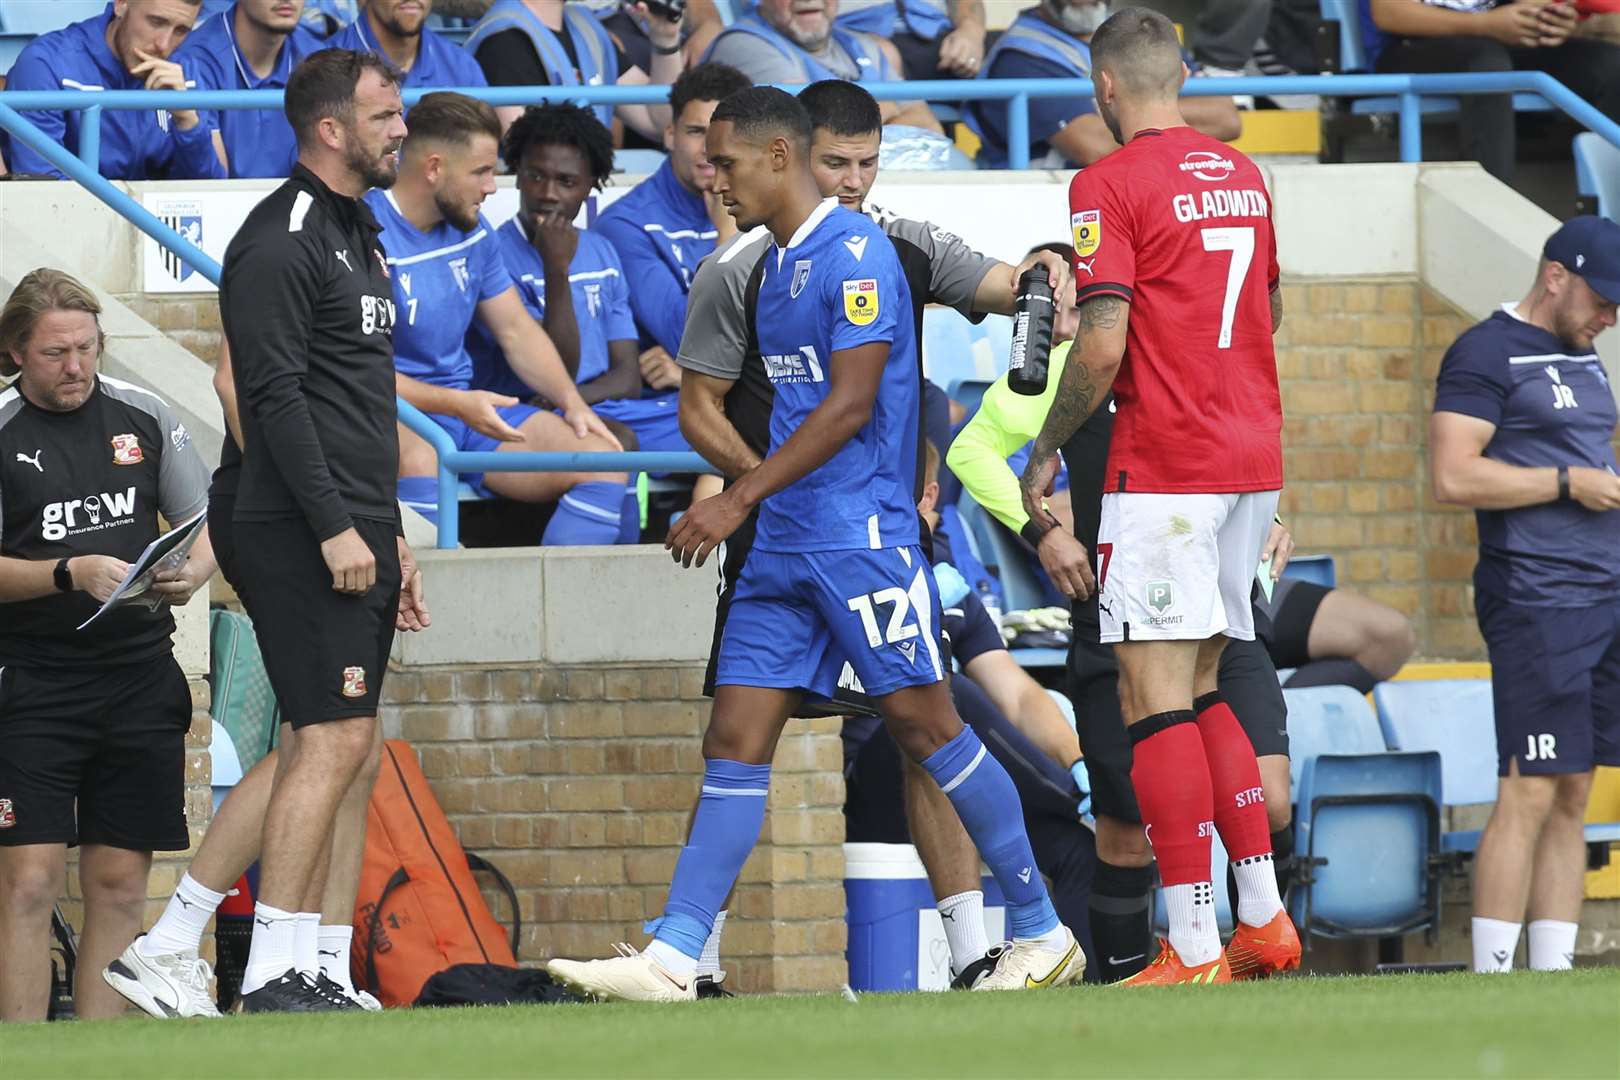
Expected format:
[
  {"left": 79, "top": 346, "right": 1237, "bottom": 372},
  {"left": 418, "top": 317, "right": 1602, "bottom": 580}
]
[
  {"left": 376, "top": 92, "right": 631, "bottom": 546},
  {"left": 546, "top": 88, "right": 1084, "bottom": 1001},
  {"left": 1019, "top": 7, "right": 1299, "bottom": 985}
]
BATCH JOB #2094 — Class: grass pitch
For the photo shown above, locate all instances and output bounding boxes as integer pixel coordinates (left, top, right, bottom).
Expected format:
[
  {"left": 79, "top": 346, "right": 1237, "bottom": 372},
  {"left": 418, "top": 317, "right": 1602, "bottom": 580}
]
[{"left": 3, "top": 969, "right": 1616, "bottom": 1079}]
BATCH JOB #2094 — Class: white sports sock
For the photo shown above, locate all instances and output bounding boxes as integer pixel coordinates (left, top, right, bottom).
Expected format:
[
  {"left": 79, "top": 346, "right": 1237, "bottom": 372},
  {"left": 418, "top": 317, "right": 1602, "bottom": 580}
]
[
  {"left": 293, "top": 912, "right": 322, "bottom": 979},
  {"left": 241, "top": 903, "right": 299, "bottom": 995},
  {"left": 318, "top": 924, "right": 356, "bottom": 991},
  {"left": 1233, "top": 854, "right": 1284, "bottom": 927},
  {"left": 936, "top": 891, "right": 989, "bottom": 971},
  {"left": 141, "top": 873, "right": 226, "bottom": 956},
  {"left": 1017, "top": 924, "right": 1072, "bottom": 952},
  {"left": 1527, "top": 919, "right": 1577, "bottom": 971},
  {"left": 696, "top": 910, "right": 727, "bottom": 977},
  {"left": 1164, "top": 881, "right": 1223, "bottom": 967},
  {"left": 645, "top": 939, "right": 699, "bottom": 981},
  {"left": 1472, "top": 916, "right": 1522, "bottom": 973}
]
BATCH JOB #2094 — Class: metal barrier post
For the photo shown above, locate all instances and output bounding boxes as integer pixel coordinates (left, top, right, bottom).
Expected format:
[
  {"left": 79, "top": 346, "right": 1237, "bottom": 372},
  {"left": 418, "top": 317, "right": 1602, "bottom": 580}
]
[
  {"left": 437, "top": 463, "right": 460, "bottom": 550},
  {"left": 1398, "top": 92, "right": 1423, "bottom": 163},
  {"left": 1008, "top": 92, "right": 1030, "bottom": 171},
  {"left": 81, "top": 105, "right": 101, "bottom": 175}
]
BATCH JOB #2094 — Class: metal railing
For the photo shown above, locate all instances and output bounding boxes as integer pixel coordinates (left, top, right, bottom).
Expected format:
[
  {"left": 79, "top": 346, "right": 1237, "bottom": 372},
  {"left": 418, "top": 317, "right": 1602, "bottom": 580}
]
[{"left": 2, "top": 73, "right": 1617, "bottom": 547}]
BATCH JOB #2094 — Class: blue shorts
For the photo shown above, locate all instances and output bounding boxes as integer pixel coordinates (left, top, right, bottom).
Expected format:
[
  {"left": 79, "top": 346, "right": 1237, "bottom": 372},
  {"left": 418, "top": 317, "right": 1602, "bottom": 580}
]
[
  {"left": 715, "top": 546, "right": 945, "bottom": 701},
  {"left": 428, "top": 403, "right": 539, "bottom": 497},
  {"left": 595, "top": 394, "right": 691, "bottom": 454},
  {"left": 1476, "top": 592, "right": 1620, "bottom": 776}
]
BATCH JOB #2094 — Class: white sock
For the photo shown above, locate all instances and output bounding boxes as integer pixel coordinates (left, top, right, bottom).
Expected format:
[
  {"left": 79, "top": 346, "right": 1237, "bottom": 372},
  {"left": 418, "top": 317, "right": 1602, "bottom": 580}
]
[
  {"left": 318, "top": 924, "right": 356, "bottom": 991},
  {"left": 293, "top": 912, "right": 322, "bottom": 979},
  {"left": 1017, "top": 924, "right": 1072, "bottom": 952},
  {"left": 645, "top": 938, "right": 700, "bottom": 981},
  {"left": 1472, "top": 916, "right": 1522, "bottom": 973},
  {"left": 1527, "top": 919, "right": 1577, "bottom": 971},
  {"left": 1233, "top": 854, "right": 1284, "bottom": 927},
  {"left": 696, "top": 910, "right": 727, "bottom": 977},
  {"left": 241, "top": 903, "right": 299, "bottom": 995},
  {"left": 141, "top": 873, "right": 226, "bottom": 956},
  {"left": 936, "top": 891, "right": 989, "bottom": 971},
  {"left": 1164, "top": 881, "right": 1223, "bottom": 967}
]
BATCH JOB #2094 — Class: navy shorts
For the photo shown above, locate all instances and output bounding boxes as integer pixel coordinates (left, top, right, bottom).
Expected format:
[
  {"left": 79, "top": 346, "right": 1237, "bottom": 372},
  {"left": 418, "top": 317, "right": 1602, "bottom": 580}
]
[
  {"left": 1476, "top": 592, "right": 1620, "bottom": 776},
  {"left": 715, "top": 546, "right": 944, "bottom": 701},
  {"left": 428, "top": 403, "right": 539, "bottom": 496}
]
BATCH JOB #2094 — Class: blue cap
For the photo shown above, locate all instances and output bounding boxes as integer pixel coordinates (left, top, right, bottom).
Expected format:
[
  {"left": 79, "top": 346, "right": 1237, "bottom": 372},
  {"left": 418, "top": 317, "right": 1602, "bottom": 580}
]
[{"left": 1543, "top": 215, "right": 1620, "bottom": 304}]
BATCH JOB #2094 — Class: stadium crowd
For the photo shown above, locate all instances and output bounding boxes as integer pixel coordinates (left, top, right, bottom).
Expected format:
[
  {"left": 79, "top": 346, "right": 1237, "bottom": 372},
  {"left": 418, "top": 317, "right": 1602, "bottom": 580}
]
[{"left": 0, "top": 0, "right": 1615, "bottom": 1022}]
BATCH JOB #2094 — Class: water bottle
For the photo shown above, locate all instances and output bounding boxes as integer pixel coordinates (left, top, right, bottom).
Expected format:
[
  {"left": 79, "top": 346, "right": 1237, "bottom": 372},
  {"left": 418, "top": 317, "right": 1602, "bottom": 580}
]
[{"left": 1007, "top": 265, "right": 1056, "bottom": 396}]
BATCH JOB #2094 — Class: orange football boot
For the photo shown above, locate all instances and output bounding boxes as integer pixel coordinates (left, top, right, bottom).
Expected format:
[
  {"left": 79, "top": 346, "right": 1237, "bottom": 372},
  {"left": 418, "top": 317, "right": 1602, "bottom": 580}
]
[
  {"left": 1118, "top": 939, "right": 1231, "bottom": 986},
  {"left": 1224, "top": 909, "right": 1302, "bottom": 980}
]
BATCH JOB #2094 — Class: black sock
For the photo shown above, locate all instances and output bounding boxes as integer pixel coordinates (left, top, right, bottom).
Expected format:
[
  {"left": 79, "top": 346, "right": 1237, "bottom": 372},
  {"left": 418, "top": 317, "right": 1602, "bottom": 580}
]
[
  {"left": 1271, "top": 825, "right": 1296, "bottom": 902},
  {"left": 1088, "top": 860, "right": 1155, "bottom": 983},
  {"left": 1282, "top": 658, "right": 1378, "bottom": 695}
]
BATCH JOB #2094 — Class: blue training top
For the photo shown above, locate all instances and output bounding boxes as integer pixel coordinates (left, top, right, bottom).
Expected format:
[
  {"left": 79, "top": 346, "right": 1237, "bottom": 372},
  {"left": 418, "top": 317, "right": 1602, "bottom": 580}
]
[
  {"left": 593, "top": 159, "right": 719, "bottom": 356},
  {"left": 330, "top": 11, "right": 488, "bottom": 92},
  {"left": 176, "top": 4, "right": 325, "bottom": 178},
  {"left": 364, "top": 190, "right": 512, "bottom": 391},
  {"left": 4, "top": 3, "right": 226, "bottom": 180},
  {"left": 1433, "top": 306, "right": 1620, "bottom": 607},
  {"left": 753, "top": 200, "right": 921, "bottom": 554}
]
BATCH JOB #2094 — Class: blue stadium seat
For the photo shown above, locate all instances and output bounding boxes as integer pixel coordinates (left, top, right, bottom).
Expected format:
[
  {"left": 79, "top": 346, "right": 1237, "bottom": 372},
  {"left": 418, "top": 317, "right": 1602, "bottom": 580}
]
[
  {"left": 1283, "top": 685, "right": 1445, "bottom": 944},
  {"left": 0, "top": 0, "right": 105, "bottom": 33},
  {"left": 1574, "top": 133, "right": 1620, "bottom": 222},
  {"left": 955, "top": 494, "right": 1046, "bottom": 613},
  {"left": 1318, "top": 0, "right": 1552, "bottom": 116},
  {"left": 923, "top": 307, "right": 1004, "bottom": 408},
  {"left": 1280, "top": 554, "right": 1336, "bottom": 589},
  {"left": 1373, "top": 679, "right": 1620, "bottom": 855},
  {"left": 612, "top": 148, "right": 668, "bottom": 175}
]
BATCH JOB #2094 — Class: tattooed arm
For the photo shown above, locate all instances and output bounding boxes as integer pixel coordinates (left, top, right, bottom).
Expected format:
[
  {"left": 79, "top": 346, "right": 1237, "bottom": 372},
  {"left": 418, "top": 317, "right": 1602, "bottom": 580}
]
[{"left": 1019, "top": 294, "right": 1129, "bottom": 527}]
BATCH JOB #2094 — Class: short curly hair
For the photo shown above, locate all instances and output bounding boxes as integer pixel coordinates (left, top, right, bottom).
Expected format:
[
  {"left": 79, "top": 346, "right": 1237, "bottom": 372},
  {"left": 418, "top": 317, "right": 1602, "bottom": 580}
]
[{"left": 501, "top": 103, "right": 615, "bottom": 190}]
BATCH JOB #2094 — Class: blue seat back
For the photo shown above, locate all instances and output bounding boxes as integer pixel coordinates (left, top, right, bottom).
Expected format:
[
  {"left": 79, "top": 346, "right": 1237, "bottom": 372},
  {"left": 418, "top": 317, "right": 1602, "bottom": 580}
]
[
  {"left": 1283, "top": 685, "right": 1387, "bottom": 791},
  {"left": 954, "top": 495, "right": 1046, "bottom": 613},
  {"left": 1318, "top": 0, "right": 1367, "bottom": 72},
  {"left": 1290, "top": 750, "right": 1442, "bottom": 935},
  {"left": 1373, "top": 679, "right": 1498, "bottom": 806},
  {"left": 923, "top": 307, "right": 1002, "bottom": 404},
  {"left": 0, "top": 0, "right": 106, "bottom": 33},
  {"left": 1575, "top": 133, "right": 1620, "bottom": 222},
  {"left": 1280, "top": 554, "right": 1336, "bottom": 589}
]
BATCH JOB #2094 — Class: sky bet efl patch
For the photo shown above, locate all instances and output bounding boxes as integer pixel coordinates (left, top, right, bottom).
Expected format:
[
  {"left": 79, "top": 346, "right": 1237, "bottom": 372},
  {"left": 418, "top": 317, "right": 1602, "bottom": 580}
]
[
  {"left": 843, "top": 279, "right": 879, "bottom": 325},
  {"left": 1072, "top": 210, "right": 1101, "bottom": 258}
]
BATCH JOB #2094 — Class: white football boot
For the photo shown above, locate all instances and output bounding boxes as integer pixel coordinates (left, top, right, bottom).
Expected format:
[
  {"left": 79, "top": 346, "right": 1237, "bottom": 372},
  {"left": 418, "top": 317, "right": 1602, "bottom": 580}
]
[
  {"left": 547, "top": 943, "right": 698, "bottom": 1003},
  {"left": 971, "top": 926, "right": 1087, "bottom": 991}
]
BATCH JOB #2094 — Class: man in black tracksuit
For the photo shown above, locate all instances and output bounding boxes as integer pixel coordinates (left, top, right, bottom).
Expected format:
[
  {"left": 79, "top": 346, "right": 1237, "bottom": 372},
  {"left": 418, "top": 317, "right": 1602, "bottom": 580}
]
[{"left": 220, "top": 47, "right": 424, "bottom": 1013}]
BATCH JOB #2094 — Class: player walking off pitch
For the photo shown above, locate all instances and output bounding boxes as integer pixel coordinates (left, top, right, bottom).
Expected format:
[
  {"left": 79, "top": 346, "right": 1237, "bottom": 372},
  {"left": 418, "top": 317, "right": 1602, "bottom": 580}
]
[{"left": 1019, "top": 6, "right": 1301, "bottom": 985}]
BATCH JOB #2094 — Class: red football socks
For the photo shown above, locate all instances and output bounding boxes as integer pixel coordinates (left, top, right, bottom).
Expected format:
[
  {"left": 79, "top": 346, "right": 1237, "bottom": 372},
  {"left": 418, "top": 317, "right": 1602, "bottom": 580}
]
[
  {"left": 1129, "top": 712, "right": 1214, "bottom": 887},
  {"left": 1194, "top": 693, "right": 1273, "bottom": 861}
]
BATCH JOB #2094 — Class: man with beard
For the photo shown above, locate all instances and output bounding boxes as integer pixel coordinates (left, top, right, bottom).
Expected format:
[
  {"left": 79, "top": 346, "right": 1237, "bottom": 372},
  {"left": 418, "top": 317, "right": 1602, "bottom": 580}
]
[
  {"left": 331, "top": 0, "right": 508, "bottom": 124},
  {"left": 221, "top": 49, "right": 418, "bottom": 1012},
  {"left": 374, "top": 92, "right": 627, "bottom": 544},
  {"left": 4, "top": 0, "right": 226, "bottom": 180},
  {"left": 178, "top": 0, "right": 326, "bottom": 177},
  {"left": 1431, "top": 216, "right": 1620, "bottom": 973}
]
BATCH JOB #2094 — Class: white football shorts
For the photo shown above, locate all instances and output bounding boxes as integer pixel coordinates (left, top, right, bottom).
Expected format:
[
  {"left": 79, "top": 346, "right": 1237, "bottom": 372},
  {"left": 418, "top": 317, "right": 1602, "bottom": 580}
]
[{"left": 1094, "top": 490, "right": 1281, "bottom": 643}]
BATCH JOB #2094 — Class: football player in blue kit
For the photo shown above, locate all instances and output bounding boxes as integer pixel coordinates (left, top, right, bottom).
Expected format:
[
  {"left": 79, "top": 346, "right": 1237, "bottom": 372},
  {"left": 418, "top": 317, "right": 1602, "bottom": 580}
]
[
  {"left": 370, "top": 92, "right": 634, "bottom": 546},
  {"left": 545, "top": 88, "right": 1085, "bottom": 1001}
]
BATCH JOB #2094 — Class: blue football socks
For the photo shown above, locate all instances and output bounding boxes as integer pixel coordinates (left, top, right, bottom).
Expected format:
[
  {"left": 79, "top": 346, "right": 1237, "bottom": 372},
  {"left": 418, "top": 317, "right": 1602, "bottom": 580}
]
[
  {"left": 397, "top": 476, "right": 439, "bottom": 527},
  {"left": 541, "top": 481, "right": 625, "bottom": 545}
]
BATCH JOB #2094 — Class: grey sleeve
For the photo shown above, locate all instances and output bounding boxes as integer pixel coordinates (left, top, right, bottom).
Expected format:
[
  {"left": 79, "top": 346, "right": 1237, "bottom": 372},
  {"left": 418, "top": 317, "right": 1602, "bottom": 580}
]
[
  {"left": 706, "top": 33, "right": 807, "bottom": 84},
  {"left": 675, "top": 230, "right": 770, "bottom": 381},
  {"left": 887, "top": 216, "right": 1001, "bottom": 318},
  {"left": 100, "top": 380, "right": 211, "bottom": 522}
]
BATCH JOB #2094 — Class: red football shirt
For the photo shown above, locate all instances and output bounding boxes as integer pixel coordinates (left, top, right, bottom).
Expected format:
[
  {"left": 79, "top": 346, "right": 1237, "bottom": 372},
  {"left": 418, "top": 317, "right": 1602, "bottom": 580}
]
[{"left": 1068, "top": 126, "right": 1283, "bottom": 494}]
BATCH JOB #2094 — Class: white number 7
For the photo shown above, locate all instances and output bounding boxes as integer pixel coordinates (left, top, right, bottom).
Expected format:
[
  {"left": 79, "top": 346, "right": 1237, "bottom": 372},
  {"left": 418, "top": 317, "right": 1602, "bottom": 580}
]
[{"left": 1201, "top": 226, "right": 1254, "bottom": 350}]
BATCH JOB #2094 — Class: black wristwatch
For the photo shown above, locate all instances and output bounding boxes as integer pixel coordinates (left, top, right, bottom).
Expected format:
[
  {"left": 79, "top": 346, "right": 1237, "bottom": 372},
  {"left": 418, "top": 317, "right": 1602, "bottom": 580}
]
[
  {"left": 1557, "top": 465, "right": 1571, "bottom": 502},
  {"left": 53, "top": 557, "right": 74, "bottom": 593},
  {"left": 1020, "top": 518, "right": 1055, "bottom": 548},
  {"left": 651, "top": 39, "right": 683, "bottom": 55}
]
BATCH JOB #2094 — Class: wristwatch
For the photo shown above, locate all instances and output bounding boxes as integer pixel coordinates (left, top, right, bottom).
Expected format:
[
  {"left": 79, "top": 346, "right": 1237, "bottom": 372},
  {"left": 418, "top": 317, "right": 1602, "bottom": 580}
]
[{"left": 53, "top": 557, "right": 73, "bottom": 593}]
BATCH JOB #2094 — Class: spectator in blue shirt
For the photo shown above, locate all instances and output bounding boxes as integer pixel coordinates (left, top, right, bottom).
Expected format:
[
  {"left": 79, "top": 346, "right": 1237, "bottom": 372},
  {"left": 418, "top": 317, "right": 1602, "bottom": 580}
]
[
  {"left": 1431, "top": 216, "right": 1620, "bottom": 977},
  {"left": 965, "top": 2, "right": 1242, "bottom": 168},
  {"left": 176, "top": 0, "right": 325, "bottom": 177},
  {"left": 4, "top": 0, "right": 227, "bottom": 180},
  {"left": 830, "top": 1, "right": 989, "bottom": 80},
  {"left": 331, "top": 0, "right": 509, "bottom": 123},
  {"left": 593, "top": 63, "right": 750, "bottom": 403}
]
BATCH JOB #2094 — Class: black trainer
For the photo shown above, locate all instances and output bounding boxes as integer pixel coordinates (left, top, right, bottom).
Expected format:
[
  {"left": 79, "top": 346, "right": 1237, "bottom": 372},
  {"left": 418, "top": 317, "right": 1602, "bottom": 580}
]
[
  {"left": 235, "top": 969, "right": 342, "bottom": 1013},
  {"left": 313, "top": 973, "right": 364, "bottom": 1010},
  {"left": 950, "top": 944, "right": 1010, "bottom": 990},
  {"left": 695, "top": 973, "right": 735, "bottom": 999}
]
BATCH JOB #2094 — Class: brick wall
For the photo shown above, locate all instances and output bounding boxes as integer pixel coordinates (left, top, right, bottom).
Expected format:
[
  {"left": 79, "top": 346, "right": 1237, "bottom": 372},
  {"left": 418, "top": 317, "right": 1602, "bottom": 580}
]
[
  {"left": 120, "top": 295, "right": 221, "bottom": 364},
  {"left": 1273, "top": 279, "right": 1484, "bottom": 659},
  {"left": 380, "top": 664, "right": 849, "bottom": 994}
]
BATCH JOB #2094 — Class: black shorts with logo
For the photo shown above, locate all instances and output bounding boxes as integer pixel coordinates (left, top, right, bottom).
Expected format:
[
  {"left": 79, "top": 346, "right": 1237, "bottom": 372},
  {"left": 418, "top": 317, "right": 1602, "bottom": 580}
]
[
  {"left": 1067, "top": 603, "right": 1290, "bottom": 824},
  {"left": 233, "top": 515, "right": 399, "bottom": 730},
  {"left": 0, "top": 658, "right": 191, "bottom": 850}
]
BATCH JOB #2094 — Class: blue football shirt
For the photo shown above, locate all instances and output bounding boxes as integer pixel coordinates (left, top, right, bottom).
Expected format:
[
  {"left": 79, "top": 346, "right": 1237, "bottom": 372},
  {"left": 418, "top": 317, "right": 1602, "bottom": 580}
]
[
  {"left": 364, "top": 190, "right": 512, "bottom": 390},
  {"left": 752, "top": 200, "right": 921, "bottom": 554},
  {"left": 1434, "top": 306, "right": 1620, "bottom": 607},
  {"left": 331, "top": 13, "right": 488, "bottom": 92}
]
